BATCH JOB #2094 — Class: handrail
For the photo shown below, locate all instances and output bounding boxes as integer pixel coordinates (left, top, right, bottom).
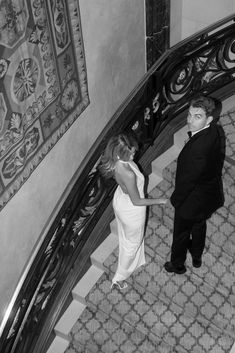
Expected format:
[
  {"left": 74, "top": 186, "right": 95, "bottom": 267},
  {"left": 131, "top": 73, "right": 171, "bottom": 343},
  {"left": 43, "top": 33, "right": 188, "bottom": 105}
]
[{"left": 1, "top": 14, "right": 235, "bottom": 353}]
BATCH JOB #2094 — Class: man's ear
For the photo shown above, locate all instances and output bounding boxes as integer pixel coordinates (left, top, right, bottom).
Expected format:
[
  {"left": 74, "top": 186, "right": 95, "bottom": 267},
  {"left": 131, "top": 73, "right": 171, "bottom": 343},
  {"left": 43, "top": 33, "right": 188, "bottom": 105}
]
[{"left": 207, "top": 115, "right": 213, "bottom": 124}]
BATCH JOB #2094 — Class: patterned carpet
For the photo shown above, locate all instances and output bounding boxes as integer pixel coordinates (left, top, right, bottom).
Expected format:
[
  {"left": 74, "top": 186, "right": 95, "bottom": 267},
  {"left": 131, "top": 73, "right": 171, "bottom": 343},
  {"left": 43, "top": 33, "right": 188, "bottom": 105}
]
[{"left": 64, "top": 116, "right": 235, "bottom": 353}]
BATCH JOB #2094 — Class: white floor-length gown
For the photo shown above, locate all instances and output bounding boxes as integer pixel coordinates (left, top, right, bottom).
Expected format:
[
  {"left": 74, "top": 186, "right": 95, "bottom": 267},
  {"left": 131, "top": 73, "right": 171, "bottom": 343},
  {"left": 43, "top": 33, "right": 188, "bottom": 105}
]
[{"left": 112, "top": 160, "right": 146, "bottom": 284}]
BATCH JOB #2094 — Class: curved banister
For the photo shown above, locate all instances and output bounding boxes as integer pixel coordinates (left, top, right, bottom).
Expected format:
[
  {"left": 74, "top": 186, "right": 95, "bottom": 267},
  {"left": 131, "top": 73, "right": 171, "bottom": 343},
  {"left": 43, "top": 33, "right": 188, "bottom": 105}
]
[{"left": 1, "top": 14, "right": 235, "bottom": 353}]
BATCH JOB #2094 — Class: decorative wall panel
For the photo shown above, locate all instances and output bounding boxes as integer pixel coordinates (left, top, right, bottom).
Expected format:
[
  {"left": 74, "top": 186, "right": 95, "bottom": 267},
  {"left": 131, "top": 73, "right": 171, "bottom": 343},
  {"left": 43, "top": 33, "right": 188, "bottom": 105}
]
[{"left": 0, "top": 0, "right": 89, "bottom": 210}]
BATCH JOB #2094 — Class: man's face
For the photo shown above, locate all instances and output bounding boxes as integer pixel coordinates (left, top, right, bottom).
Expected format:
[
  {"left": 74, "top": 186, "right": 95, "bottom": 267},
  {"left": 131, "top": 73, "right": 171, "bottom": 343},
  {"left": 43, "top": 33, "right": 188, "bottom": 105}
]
[{"left": 187, "top": 106, "right": 213, "bottom": 132}]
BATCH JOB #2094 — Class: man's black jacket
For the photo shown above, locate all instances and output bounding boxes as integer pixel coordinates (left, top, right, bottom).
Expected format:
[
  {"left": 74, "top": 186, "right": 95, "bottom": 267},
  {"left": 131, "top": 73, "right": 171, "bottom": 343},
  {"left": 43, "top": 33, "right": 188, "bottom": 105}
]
[{"left": 170, "top": 123, "right": 224, "bottom": 219}]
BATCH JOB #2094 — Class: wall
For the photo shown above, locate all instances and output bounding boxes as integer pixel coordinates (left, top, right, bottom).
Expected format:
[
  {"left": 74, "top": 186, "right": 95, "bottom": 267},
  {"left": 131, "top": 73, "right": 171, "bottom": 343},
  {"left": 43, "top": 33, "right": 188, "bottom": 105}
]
[
  {"left": 170, "top": 0, "right": 183, "bottom": 46},
  {"left": 0, "top": 0, "right": 146, "bottom": 323},
  {"left": 170, "top": 0, "right": 235, "bottom": 46}
]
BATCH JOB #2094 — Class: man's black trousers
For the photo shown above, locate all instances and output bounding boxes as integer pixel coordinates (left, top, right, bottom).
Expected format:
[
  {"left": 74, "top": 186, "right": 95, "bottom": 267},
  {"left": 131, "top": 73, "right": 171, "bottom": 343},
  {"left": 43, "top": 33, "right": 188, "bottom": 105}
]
[{"left": 170, "top": 210, "right": 207, "bottom": 267}]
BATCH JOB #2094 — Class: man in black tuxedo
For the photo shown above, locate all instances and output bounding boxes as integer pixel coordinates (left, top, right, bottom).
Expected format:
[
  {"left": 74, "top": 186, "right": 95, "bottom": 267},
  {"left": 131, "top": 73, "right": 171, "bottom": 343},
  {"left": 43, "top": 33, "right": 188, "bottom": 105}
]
[{"left": 164, "top": 95, "right": 224, "bottom": 274}]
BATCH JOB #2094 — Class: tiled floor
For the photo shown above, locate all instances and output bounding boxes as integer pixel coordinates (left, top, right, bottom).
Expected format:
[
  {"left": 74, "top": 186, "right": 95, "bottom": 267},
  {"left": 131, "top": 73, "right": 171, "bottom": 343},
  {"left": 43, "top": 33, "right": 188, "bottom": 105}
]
[
  {"left": 220, "top": 109, "right": 235, "bottom": 160},
  {"left": 64, "top": 116, "right": 235, "bottom": 353}
]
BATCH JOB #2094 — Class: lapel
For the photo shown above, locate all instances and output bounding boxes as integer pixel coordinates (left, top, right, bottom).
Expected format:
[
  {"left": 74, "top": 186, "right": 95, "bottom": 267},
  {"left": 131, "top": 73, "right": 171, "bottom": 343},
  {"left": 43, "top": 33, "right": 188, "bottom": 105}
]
[
  {"left": 180, "top": 125, "right": 212, "bottom": 156},
  {"left": 186, "top": 125, "right": 211, "bottom": 145}
]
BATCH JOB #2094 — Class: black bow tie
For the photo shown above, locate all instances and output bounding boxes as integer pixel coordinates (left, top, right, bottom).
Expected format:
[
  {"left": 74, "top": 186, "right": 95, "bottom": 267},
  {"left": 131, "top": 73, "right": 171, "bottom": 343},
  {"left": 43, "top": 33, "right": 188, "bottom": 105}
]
[{"left": 187, "top": 131, "right": 192, "bottom": 139}]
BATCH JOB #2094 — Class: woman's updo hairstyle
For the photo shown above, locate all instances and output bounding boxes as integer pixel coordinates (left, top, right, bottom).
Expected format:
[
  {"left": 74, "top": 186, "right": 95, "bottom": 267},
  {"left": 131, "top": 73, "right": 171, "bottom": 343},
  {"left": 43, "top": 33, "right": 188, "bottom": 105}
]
[{"left": 98, "top": 133, "right": 138, "bottom": 178}]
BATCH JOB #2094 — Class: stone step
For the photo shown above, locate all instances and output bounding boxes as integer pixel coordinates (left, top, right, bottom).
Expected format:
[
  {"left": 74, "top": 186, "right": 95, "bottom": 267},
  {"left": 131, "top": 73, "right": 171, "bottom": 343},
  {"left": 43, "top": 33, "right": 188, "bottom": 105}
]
[
  {"left": 91, "top": 232, "right": 118, "bottom": 271},
  {"left": 54, "top": 301, "right": 86, "bottom": 341},
  {"left": 148, "top": 145, "right": 180, "bottom": 193},
  {"left": 72, "top": 265, "right": 104, "bottom": 305},
  {"left": 147, "top": 124, "right": 188, "bottom": 194},
  {"left": 46, "top": 337, "right": 69, "bottom": 353},
  {"left": 52, "top": 265, "right": 104, "bottom": 343},
  {"left": 231, "top": 343, "right": 235, "bottom": 353}
]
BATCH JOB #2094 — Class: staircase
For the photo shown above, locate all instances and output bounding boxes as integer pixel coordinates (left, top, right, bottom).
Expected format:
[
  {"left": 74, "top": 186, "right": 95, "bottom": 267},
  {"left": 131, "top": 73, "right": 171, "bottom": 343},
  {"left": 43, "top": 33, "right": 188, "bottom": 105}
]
[{"left": 47, "top": 112, "right": 235, "bottom": 353}]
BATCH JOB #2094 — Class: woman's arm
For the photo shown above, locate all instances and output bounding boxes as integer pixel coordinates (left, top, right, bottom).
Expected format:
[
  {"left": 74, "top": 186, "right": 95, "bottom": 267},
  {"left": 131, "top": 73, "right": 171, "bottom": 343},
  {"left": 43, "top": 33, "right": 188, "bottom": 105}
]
[{"left": 118, "top": 166, "right": 167, "bottom": 206}]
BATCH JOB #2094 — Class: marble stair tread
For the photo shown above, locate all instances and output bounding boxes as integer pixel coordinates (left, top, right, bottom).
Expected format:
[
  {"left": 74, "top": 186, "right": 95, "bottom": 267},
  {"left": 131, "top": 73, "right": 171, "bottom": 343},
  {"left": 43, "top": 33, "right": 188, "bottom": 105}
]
[
  {"left": 151, "top": 145, "right": 180, "bottom": 178},
  {"left": 90, "top": 231, "right": 118, "bottom": 271},
  {"left": 54, "top": 301, "right": 86, "bottom": 340},
  {"left": 46, "top": 336, "right": 69, "bottom": 353},
  {"left": 147, "top": 122, "right": 185, "bottom": 194},
  {"left": 82, "top": 271, "right": 234, "bottom": 353},
  {"left": 152, "top": 159, "right": 176, "bottom": 188},
  {"left": 72, "top": 265, "right": 104, "bottom": 304},
  {"left": 148, "top": 145, "right": 180, "bottom": 193},
  {"left": 49, "top": 265, "right": 105, "bottom": 352},
  {"left": 147, "top": 173, "right": 163, "bottom": 193},
  {"left": 148, "top": 123, "right": 187, "bottom": 190},
  {"left": 231, "top": 343, "right": 235, "bottom": 353},
  {"left": 66, "top": 303, "right": 173, "bottom": 353},
  {"left": 174, "top": 125, "right": 189, "bottom": 149},
  {"left": 149, "top": 161, "right": 176, "bottom": 220}
]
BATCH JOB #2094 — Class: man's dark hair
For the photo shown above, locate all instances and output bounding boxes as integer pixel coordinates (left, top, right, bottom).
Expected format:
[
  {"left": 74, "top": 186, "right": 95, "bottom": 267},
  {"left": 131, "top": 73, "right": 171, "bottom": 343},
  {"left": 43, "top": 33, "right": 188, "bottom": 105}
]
[{"left": 190, "top": 95, "right": 215, "bottom": 117}]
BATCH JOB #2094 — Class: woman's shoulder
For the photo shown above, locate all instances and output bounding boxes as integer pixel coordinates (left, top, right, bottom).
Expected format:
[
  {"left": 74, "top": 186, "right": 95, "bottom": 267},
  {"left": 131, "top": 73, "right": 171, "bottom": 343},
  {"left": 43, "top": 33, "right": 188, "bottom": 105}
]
[{"left": 115, "top": 160, "right": 135, "bottom": 178}]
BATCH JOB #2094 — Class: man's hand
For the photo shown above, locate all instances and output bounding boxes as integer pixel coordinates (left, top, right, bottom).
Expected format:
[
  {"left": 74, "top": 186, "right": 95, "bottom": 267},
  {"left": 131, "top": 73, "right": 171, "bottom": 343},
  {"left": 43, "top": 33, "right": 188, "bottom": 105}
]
[{"left": 157, "top": 198, "right": 168, "bottom": 204}]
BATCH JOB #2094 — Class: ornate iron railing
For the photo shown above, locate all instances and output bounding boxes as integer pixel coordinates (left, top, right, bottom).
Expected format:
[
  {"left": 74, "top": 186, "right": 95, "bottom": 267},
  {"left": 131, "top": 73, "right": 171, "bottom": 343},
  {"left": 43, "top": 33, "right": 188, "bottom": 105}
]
[{"left": 1, "top": 14, "right": 235, "bottom": 353}]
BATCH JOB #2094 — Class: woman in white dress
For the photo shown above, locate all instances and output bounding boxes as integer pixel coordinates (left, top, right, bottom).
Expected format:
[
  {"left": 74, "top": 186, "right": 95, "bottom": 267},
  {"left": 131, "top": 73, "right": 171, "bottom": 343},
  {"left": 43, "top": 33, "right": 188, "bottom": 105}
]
[{"left": 99, "top": 133, "right": 167, "bottom": 289}]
